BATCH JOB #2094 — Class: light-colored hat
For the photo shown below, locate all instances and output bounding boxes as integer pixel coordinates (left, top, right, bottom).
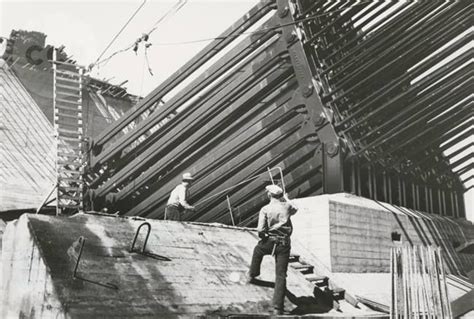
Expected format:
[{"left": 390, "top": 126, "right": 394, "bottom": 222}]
[
  {"left": 182, "top": 172, "right": 195, "bottom": 181},
  {"left": 265, "top": 184, "right": 283, "bottom": 196}
]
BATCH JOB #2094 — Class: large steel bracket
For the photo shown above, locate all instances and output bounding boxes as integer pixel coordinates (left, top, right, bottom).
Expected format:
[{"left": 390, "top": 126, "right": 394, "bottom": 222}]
[{"left": 277, "top": 0, "right": 344, "bottom": 193}]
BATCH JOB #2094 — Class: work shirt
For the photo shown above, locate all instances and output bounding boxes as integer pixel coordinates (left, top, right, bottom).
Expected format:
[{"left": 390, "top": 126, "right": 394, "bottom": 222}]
[
  {"left": 167, "top": 183, "right": 192, "bottom": 210},
  {"left": 257, "top": 197, "right": 298, "bottom": 237}
]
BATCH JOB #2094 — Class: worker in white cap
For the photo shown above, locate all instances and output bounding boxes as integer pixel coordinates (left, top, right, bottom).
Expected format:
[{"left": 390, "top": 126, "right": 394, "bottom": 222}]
[
  {"left": 247, "top": 184, "right": 298, "bottom": 315},
  {"left": 165, "top": 173, "right": 195, "bottom": 221}
]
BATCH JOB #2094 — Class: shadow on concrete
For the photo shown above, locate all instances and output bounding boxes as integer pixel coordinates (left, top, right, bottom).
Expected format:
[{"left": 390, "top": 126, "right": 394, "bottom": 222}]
[
  {"left": 286, "top": 287, "right": 333, "bottom": 315},
  {"left": 249, "top": 279, "right": 333, "bottom": 315},
  {"left": 372, "top": 199, "right": 467, "bottom": 276}
]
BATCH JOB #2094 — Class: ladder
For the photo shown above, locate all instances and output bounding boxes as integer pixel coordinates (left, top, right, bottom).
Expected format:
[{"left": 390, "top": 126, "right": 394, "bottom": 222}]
[{"left": 52, "top": 50, "right": 85, "bottom": 215}]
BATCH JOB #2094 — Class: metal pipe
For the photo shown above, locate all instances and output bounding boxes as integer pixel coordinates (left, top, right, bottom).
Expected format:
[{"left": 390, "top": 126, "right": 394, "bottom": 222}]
[
  {"left": 357, "top": 160, "right": 361, "bottom": 196},
  {"left": 351, "top": 160, "right": 356, "bottom": 194},
  {"left": 425, "top": 186, "right": 430, "bottom": 214},
  {"left": 388, "top": 173, "right": 392, "bottom": 204},
  {"left": 373, "top": 166, "right": 378, "bottom": 200},
  {"left": 368, "top": 166, "right": 373, "bottom": 199},
  {"left": 398, "top": 176, "right": 402, "bottom": 206},
  {"left": 226, "top": 195, "right": 235, "bottom": 226}
]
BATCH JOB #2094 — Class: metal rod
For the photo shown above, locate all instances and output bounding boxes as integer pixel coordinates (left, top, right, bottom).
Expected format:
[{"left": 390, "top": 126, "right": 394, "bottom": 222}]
[
  {"left": 373, "top": 166, "right": 378, "bottom": 201},
  {"left": 226, "top": 195, "right": 235, "bottom": 226},
  {"left": 267, "top": 167, "right": 275, "bottom": 185},
  {"left": 398, "top": 176, "right": 402, "bottom": 206},
  {"left": 388, "top": 174, "right": 392, "bottom": 204},
  {"left": 351, "top": 160, "right": 356, "bottom": 194},
  {"left": 368, "top": 166, "right": 373, "bottom": 199},
  {"left": 357, "top": 160, "right": 361, "bottom": 196},
  {"left": 72, "top": 236, "right": 85, "bottom": 278},
  {"left": 130, "top": 222, "right": 151, "bottom": 253},
  {"left": 36, "top": 183, "right": 58, "bottom": 214}
]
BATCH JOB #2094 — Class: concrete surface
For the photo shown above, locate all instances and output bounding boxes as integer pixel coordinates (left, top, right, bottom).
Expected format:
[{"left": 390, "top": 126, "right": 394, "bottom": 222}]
[
  {"left": 292, "top": 193, "right": 474, "bottom": 274},
  {"left": 0, "top": 213, "right": 378, "bottom": 318},
  {"left": 291, "top": 193, "right": 474, "bottom": 309}
]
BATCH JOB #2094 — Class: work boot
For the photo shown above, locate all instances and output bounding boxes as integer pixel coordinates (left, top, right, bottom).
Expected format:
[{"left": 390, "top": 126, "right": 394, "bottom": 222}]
[
  {"left": 272, "top": 308, "right": 286, "bottom": 315},
  {"left": 246, "top": 271, "right": 257, "bottom": 284}
]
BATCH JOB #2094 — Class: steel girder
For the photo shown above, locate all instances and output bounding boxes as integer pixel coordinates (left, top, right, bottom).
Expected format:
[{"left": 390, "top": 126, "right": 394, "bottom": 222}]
[{"left": 86, "top": 0, "right": 471, "bottom": 222}]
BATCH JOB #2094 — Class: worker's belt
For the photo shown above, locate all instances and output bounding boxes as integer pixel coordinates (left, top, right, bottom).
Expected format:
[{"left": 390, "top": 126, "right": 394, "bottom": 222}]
[
  {"left": 166, "top": 204, "right": 184, "bottom": 212},
  {"left": 268, "top": 235, "right": 290, "bottom": 247}
]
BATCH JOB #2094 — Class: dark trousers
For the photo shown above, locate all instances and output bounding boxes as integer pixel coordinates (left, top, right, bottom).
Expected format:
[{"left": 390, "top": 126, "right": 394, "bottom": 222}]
[
  {"left": 164, "top": 205, "right": 182, "bottom": 221},
  {"left": 249, "top": 238, "right": 290, "bottom": 311}
]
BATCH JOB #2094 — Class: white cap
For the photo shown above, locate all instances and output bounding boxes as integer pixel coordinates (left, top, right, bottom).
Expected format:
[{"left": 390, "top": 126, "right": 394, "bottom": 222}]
[
  {"left": 265, "top": 184, "right": 283, "bottom": 196},
  {"left": 182, "top": 172, "right": 195, "bottom": 181}
]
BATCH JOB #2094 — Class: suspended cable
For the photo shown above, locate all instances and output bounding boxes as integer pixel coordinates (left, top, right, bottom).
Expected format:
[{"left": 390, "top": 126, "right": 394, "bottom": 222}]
[
  {"left": 93, "top": 1, "right": 370, "bottom": 67},
  {"left": 94, "top": 0, "right": 187, "bottom": 69},
  {"left": 91, "top": 0, "right": 147, "bottom": 69},
  {"left": 148, "top": 0, "right": 188, "bottom": 36}
]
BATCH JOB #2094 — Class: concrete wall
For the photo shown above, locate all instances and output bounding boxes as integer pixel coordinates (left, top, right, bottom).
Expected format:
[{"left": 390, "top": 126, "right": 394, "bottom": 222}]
[
  {"left": 291, "top": 196, "right": 331, "bottom": 270},
  {"left": 0, "top": 217, "right": 66, "bottom": 318},
  {"left": 293, "top": 193, "right": 474, "bottom": 275},
  {"left": 1, "top": 213, "right": 324, "bottom": 318}
]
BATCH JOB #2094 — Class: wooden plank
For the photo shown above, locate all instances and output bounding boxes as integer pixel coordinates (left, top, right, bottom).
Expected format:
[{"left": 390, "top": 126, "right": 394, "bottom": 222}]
[
  {"left": 56, "top": 76, "right": 82, "bottom": 85},
  {"left": 55, "top": 113, "right": 82, "bottom": 120},
  {"left": 56, "top": 104, "right": 82, "bottom": 112},
  {"left": 55, "top": 97, "right": 82, "bottom": 105}
]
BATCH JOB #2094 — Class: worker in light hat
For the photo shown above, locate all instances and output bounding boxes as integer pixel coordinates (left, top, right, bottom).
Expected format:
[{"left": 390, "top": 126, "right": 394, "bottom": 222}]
[
  {"left": 165, "top": 172, "right": 196, "bottom": 221},
  {"left": 247, "top": 184, "right": 298, "bottom": 315}
]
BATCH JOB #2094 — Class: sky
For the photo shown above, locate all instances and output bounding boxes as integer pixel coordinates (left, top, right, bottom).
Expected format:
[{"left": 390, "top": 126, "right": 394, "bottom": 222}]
[
  {"left": 0, "top": 0, "right": 472, "bottom": 220},
  {"left": 0, "top": 0, "right": 258, "bottom": 96}
]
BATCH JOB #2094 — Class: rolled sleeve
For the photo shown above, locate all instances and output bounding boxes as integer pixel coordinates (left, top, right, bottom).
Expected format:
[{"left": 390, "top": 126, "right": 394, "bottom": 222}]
[{"left": 256, "top": 208, "right": 267, "bottom": 233}]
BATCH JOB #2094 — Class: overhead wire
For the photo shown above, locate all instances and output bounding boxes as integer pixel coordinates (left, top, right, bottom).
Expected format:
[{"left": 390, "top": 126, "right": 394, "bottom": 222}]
[
  {"left": 93, "top": 1, "right": 371, "bottom": 67},
  {"left": 92, "top": 0, "right": 147, "bottom": 69},
  {"left": 94, "top": 0, "right": 187, "bottom": 69},
  {"left": 147, "top": 0, "right": 188, "bottom": 36}
]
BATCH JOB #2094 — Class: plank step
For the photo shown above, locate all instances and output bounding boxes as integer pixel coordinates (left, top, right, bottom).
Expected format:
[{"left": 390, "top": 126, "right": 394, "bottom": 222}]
[
  {"left": 56, "top": 70, "right": 81, "bottom": 78},
  {"left": 56, "top": 104, "right": 82, "bottom": 112},
  {"left": 289, "top": 254, "right": 299, "bottom": 262},
  {"left": 56, "top": 83, "right": 82, "bottom": 91},
  {"left": 56, "top": 91, "right": 81, "bottom": 99},
  {"left": 58, "top": 169, "right": 83, "bottom": 175},
  {"left": 290, "top": 262, "right": 314, "bottom": 274},
  {"left": 330, "top": 288, "right": 345, "bottom": 301},
  {"left": 57, "top": 128, "right": 83, "bottom": 135},
  {"left": 305, "top": 274, "right": 329, "bottom": 286},
  {"left": 56, "top": 76, "right": 82, "bottom": 85},
  {"left": 59, "top": 186, "right": 83, "bottom": 192},
  {"left": 58, "top": 204, "right": 82, "bottom": 209},
  {"left": 55, "top": 113, "right": 82, "bottom": 120},
  {"left": 56, "top": 97, "right": 82, "bottom": 105},
  {"left": 58, "top": 177, "right": 83, "bottom": 183},
  {"left": 58, "top": 159, "right": 82, "bottom": 166},
  {"left": 58, "top": 151, "right": 81, "bottom": 158},
  {"left": 59, "top": 136, "right": 83, "bottom": 142},
  {"left": 57, "top": 145, "right": 83, "bottom": 152},
  {"left": 58, "top": 195, "right": 82, "bottom": 201},
  {"left": 56, "top": 120, "right": 83, "bottom": 127}
]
